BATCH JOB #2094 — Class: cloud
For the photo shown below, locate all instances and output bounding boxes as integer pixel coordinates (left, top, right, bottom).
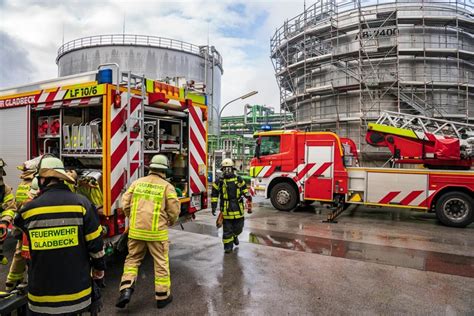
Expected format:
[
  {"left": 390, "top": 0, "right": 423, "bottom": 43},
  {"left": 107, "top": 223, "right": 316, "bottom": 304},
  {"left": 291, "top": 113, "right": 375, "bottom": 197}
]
[
  {"left": 0, "top": 0, "right": 304, "bottom": 114},
  {"left": 0, "top": 31, "right": 36, "bottom": 87}
]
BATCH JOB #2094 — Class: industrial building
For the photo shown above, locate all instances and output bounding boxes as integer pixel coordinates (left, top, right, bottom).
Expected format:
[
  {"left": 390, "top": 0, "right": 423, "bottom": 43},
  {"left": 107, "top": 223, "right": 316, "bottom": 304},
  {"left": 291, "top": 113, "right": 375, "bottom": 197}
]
[
  {"left": 208, "top": 104, "right": 292, "bottom": 175},
  {"left": 271, "top": 0, "right": 473, "bottom": 159},
  {"left": 56, "top": 34, "right": 223, "bottom": 133}
]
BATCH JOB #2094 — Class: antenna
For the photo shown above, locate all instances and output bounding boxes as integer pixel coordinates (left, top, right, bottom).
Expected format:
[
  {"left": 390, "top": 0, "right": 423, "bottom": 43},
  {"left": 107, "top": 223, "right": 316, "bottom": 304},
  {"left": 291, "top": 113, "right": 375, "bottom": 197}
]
[
  {"left": 122, "top": 14, "right": 126, "bottom": 43},
  {"left": 62, "top": 23, "right": 65, "bottom": 45}
]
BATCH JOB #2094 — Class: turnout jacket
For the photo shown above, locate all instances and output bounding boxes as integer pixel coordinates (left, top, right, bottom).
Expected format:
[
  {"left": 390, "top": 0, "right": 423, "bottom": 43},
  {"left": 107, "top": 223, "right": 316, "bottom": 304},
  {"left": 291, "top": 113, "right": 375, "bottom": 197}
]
[
  {"left": 211, "top": 174, "right": 251, "bottom": 219},
  {"left": 15, "top": 179, "right": 33, "bottom": 208},
  {"left": 15, "top": 183, "right": 105, "bottom": 315},
  {"left": 1, "top": 184, "right": 17, "bottom": 224},
  {"left": 122, "top": 173, "right": 180, "bottom": 241}
]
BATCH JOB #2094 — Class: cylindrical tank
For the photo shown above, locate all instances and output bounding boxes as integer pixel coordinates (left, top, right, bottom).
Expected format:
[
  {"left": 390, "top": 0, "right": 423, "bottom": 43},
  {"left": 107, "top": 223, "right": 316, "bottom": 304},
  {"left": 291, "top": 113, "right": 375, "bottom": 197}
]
[
  {"left": 271, "top": 0, "right": 473, "bottom": 160},
  {"left": 56, "top": 34, "right": 223, "bottom": 133}
]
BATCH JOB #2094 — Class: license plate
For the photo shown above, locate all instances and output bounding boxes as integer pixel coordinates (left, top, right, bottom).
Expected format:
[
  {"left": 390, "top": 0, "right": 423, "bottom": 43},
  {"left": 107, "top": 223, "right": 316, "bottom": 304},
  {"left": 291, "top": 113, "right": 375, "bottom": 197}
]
[{"left": 191, "top": 195, "right": 201, "bottom": 210}]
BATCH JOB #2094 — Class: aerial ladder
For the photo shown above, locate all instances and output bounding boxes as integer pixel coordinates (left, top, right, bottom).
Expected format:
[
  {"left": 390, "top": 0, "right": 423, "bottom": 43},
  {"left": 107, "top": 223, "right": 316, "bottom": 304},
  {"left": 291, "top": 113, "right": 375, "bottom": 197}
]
[{"left": 366, "top": 111, "right": 474, "bottom": 170}]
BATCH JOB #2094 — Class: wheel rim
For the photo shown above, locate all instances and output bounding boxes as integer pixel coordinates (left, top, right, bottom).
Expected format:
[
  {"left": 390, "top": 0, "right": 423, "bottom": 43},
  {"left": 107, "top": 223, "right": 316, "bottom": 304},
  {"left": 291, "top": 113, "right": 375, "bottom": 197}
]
[
  {"left": 443, "top": 197, "right": 469, "bottom": 223},
  {"left": 276, "top": 189, "right": 291, "bottom": 205}
]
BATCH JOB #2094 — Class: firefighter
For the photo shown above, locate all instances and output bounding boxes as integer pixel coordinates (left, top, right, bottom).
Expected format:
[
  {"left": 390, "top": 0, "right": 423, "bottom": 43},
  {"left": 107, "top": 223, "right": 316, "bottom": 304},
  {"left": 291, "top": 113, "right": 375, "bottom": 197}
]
[
  {"left": 211, "top": 158, "right": 252, "bottom": 253},
  {"left": 5, "top": 160, "right": 37, "bottom": 291},
  {"left": 14, "top": 156, "right": 105, "bottom": 315},
  {"left": 0, "top": 158, "right": 17, "bottom": 261},
  {"left": 19, "top": 177, "right": 40, "bottom": 263},
  {"left": 116, "top": 154, "right": 180, "bottom": 309}
]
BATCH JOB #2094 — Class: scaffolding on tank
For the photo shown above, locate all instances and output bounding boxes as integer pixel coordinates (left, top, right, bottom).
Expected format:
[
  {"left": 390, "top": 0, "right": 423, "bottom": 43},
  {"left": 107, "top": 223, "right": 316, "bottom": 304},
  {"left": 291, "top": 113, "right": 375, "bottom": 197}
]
[{"left": 271, "top": 0, "right": 474, "bottom": 158}]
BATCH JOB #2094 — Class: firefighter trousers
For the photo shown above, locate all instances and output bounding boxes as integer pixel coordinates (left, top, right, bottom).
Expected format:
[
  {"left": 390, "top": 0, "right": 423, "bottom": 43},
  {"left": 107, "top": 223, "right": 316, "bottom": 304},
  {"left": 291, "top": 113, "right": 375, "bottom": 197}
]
[
  {"left": 223, "top": 218, "right": 244, "bottom": 250},
  {"left": 120, "top": 238, "right": 171, "bottom": 301},
  {"left": 6, "top": 240, "right": 26, "bottom": 291}
]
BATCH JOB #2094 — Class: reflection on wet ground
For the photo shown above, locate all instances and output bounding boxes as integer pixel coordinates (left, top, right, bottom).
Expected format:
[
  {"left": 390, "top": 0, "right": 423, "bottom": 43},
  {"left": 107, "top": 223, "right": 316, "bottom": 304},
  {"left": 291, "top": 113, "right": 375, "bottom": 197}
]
[{"left": 179, "top": 221, "right": 474, "bottom": 278}]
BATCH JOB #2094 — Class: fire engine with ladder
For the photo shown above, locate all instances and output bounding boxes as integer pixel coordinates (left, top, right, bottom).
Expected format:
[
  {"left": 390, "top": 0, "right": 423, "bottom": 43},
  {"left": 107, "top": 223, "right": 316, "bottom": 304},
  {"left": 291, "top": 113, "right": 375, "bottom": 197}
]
[
  {"left": 0, "top": 65, "right": 209, "bottom": 251},
  {"left": 250, "top": 111, "right": 474, "bottom": 227}
]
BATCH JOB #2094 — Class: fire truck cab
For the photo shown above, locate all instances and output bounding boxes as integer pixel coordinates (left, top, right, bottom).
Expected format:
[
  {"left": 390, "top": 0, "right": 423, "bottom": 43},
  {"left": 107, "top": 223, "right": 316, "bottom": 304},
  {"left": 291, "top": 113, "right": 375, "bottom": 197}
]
[{"left": 250, "top": 117, "right": 474, "bottom": 228}]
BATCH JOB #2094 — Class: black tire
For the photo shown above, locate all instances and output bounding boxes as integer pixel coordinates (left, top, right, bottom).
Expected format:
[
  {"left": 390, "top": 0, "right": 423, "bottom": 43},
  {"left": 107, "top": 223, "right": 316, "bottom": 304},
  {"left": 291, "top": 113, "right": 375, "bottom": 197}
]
[
  {"left": 435, "top": 191, "right": 473, "bottom": 228},
  {"left": 270, "top": 182, "right": 299, "bottom": 211}
]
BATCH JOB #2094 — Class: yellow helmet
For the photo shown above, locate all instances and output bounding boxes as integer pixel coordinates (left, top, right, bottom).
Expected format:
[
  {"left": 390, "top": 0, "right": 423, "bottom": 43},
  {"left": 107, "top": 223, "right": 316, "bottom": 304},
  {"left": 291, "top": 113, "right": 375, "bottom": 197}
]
[
  {"left": 150, "top": 154, "right": 169, "bottom": 170},
  {"left": 38, "top": 156, "right": 75, "bottom": 184},
  {"left": 221, "top": 158, "right": 234, "bottom": 168}
]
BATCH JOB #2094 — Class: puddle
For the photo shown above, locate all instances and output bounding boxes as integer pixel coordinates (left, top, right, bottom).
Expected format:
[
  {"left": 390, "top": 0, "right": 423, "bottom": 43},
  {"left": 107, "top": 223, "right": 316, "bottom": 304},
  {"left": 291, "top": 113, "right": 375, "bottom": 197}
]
[{"left": 177, "top": 222, "right": 474, "bottom": 278}]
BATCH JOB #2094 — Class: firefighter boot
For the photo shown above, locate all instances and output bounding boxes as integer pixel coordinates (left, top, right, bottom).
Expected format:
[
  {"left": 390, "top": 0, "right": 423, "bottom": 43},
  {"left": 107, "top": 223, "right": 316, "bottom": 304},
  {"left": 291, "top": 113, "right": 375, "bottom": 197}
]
[
  {"left": 116, "top": 288, "right": 134, "bottom": 308},
  {"left": 224, "top": 243, "right": 233, "bottom": 254},
  {"left": 233, "top": 236, "right": 239, "bottom": 246},
  {"left": 157, "top": 294, "right": 173, "bottom": 309}
]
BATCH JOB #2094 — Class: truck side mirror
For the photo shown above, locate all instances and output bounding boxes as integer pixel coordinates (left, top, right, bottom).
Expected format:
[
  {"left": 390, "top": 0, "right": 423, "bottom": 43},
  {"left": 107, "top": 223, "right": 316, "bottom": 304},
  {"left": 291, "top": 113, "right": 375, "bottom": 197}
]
[{"left": 256, "top": 138, "right": 261, "bottom": 159}]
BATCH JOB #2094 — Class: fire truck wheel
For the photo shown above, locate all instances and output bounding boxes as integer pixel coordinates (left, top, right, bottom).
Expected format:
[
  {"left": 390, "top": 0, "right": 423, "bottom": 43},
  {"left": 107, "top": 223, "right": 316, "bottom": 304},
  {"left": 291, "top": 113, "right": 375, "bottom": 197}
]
[
  {"left": 435, "top": 191, "right": 473, "bottom": 228},
  {"left": 270, "top": 182, "right": 298, "bottom": 211}
]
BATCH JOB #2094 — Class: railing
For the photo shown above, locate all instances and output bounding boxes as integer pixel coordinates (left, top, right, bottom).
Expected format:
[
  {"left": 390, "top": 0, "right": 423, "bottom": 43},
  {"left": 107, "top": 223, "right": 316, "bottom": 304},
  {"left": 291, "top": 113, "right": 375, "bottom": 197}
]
[
  {"left": 271, "top": 0, "right": 473, "bottom": 49},
  {"left": 57, "top": 34, "right": 223, "bottom": 69}
]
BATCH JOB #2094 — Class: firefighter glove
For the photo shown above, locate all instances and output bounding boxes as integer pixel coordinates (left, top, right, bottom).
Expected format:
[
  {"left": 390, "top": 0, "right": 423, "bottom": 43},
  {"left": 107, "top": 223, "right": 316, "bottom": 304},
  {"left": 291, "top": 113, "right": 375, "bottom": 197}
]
[
  {"left": 92, "top": 269, "right": 106, "bottom": 289},
  {"left": 0, "top": 221, "right": 8, "bottom": 241}
]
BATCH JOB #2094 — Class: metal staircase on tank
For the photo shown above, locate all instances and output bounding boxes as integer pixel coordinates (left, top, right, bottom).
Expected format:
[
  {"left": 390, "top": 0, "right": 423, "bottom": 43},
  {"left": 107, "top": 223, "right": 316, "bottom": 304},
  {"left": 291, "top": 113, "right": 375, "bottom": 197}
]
[{"left": 121, "top": 71, "right": 146, "bottom": 185}]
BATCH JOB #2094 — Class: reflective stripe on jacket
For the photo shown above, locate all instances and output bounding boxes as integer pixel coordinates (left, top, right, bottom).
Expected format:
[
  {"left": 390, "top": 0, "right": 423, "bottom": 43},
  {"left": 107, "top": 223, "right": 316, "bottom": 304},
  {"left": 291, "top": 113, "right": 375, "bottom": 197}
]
[
  {"left": 122, "top": 173, "right": 180, "bottom": 241},
  {"left": 211, "top": 175, "right": 250, "bottom": 219},
  {"left": 16, "top": 180, "right": 32, "bottom": 208}
]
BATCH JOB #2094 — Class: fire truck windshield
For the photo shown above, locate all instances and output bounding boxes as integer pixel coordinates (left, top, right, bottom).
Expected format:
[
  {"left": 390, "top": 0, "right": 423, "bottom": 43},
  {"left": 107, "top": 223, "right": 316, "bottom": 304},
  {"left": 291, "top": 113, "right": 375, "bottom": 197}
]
[{"left": 256, "top": 136, "right": 280, "bottom": 157}]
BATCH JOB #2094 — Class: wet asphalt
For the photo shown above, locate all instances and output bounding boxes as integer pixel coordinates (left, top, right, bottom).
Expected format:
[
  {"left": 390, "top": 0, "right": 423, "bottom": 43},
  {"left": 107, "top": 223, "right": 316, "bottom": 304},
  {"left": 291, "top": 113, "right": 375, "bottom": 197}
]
[{"left": 0, "top": 199, "right": 473, "bottom": 315}]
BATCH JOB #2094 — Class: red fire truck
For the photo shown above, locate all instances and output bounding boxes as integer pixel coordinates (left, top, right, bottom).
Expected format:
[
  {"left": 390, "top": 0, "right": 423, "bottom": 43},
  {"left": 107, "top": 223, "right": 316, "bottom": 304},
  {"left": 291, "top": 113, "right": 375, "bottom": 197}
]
[
  {"left": 250, "top": 112, "right": 474, "bottom": 227},
  {"left": 0, "top": 66, "right": 209, "bottom": 250}
]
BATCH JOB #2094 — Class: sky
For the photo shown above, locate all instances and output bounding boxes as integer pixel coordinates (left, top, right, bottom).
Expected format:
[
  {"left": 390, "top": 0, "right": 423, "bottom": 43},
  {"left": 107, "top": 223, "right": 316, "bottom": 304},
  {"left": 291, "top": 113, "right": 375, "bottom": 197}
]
[{"left": 0, "top": 0, "right": 306, "bottom": 116}]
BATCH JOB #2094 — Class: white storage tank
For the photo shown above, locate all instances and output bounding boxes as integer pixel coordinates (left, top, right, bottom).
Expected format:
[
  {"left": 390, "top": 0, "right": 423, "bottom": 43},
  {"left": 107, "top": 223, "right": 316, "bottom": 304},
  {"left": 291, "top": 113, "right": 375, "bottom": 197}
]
[{"left": 56, "top": 34, "right": 223, "bottom": 133}]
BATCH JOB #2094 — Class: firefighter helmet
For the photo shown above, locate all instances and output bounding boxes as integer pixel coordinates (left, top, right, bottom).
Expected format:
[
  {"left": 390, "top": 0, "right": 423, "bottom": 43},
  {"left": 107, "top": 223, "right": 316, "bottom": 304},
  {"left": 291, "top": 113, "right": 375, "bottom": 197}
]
[
  {"left": 17, "top": 156, "right": 41, "bottom": 172},
  {"left": 66, "top": 169, "right": 78, "bottom": 182},
  {"left": 150, "top": 154, "right": 169, "bottom": 170},
  {"left": 221, "top": 158, "right": 234, "bottom": 168},
  {"left": 38, "top": 156, "right": 75, "bottom": 184}
]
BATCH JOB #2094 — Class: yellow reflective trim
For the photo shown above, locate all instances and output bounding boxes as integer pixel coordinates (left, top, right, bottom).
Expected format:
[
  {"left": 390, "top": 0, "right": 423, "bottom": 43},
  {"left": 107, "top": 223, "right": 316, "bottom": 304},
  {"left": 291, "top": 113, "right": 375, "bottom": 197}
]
[
  {"left": 211, "top": 198, "right": 218, "bottom": 202},
  {"left": 21, "top": 246, "right": 29, "bottom": 251},
  {"left": 152, "top": 200, "right": 162, "bottom": 232},
  {"left": 154, "top": 276, "right": 170, "bottom": 286},
  {"left": 167, "top": 193, "right": 178, "bottom": 199},
  {"left": 1, "top": 210, "right": 15, "bottom": 219},
  {"left": 130, "top": 195, "right": 140, "bottom": 229},
  {"left": 123, "top": 266, "right": 138, "bottom": 276},
  {"left": 367, "top": 123, "right": 418, "bottom": 139},
  {"left": 85, "top": 226, "right": 102, "bottom": 242},
  {"left": 212, "top": 183, "right": 219, "bottom": 189},
  {"left": 4, "top": 193, "right": 14, "bottom": 202},
  {"left": 30, "top": 226, "right": 79, "bottom": 250},
  {"left": 28, "top": 287, "right": 91, "bottom": 303},
  {"left": 22, "top": 205, "right": 85, "bottom": 219},
  {"left": 133, "top": 182, "right": 165, "bottom": 198},
  {"left": 129, "top": 228, "right": 168, "bottom": 241},
  {"left": 223, "top": 236, "right": 234, "bottom": 244},
  {"left": 16, "top": 185, "right": 30, "bottom": 203},
  {"left": 7, "top": 272, "right": 24, "bottom": 281}
]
